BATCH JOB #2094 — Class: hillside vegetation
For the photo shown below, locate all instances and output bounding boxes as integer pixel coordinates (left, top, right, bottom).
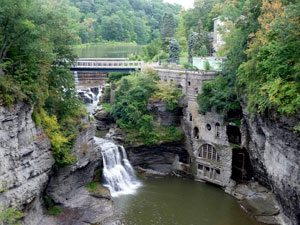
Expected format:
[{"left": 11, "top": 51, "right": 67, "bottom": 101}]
[
  {"left": 191, "top": 0, "right": 300, "bottom": 117},
  {"left": 67, "top": 0, "right": 181, "bottom": 44}
]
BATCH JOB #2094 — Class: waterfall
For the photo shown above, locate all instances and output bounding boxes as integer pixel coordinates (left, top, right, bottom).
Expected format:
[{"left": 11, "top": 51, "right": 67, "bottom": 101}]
[
  {"left": 74, "top": 71, "right": 79, "bottom": 85},
  {"left": 77, "top": 86, "right": 102, "bottom": 114},
  {"left": 95, "top": 137, "right": 141, "bottom": 197}
]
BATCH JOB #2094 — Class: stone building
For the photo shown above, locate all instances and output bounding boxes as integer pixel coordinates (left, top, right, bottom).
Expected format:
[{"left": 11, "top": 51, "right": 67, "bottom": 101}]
[
  {"left": 156, "top": 68, "right": 240, "bottom": 187},
  {"left": 212, "top": 18, "right": 225, "bottom": 53}
]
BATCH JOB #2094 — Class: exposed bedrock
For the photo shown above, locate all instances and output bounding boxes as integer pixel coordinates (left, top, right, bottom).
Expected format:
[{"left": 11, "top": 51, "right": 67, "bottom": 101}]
[
  {"left": 93, "top": 106, "right": 114, "bottom": 131},
  {"left": 44, "top": 121, "right": 113, "bottom": 225},
  {"left": 126, "top": 143, "right": 189, "bottom": 175},
  {"left": 241, "top": 108, "right": 300, "bottom": 225},
  {"left": 0, "top": 102, "right": 54, "bottom": 225},
  {"left": 147, "top": 101, "right": 182, "bottom": 126}
]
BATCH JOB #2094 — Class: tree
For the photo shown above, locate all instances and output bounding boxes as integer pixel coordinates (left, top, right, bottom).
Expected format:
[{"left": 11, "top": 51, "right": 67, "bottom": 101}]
[
  {"left": 168, "top": 39, "right": 180, "bottom": 64},
  {"left": 237, "top": 0, "right": 300, "bottom": 115},
  {"left": 0, "top": 0, "right": 84, "bottom": 166},
  {"left": 161, "top": 13, "right": 175, "bottom": 39}
]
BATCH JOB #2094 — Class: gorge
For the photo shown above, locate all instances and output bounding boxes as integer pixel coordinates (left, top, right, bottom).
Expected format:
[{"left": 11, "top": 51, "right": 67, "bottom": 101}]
[{"left": 0, "top": 0, "right": 300, "bottom": 225}]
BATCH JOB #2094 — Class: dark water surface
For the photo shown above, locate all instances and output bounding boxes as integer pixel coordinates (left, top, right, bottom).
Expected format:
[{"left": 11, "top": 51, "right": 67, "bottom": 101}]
[
  {"left": 105, "top": 177, "right": 262, "bottom": 225},
  {"left": 73, "top": 43, "right": 142, "bottom": 58}
]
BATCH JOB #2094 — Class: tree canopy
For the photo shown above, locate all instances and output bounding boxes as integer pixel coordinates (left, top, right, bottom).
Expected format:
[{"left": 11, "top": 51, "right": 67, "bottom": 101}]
[{"left": 67, "top": 0, "right": 181, "bottom": 44}]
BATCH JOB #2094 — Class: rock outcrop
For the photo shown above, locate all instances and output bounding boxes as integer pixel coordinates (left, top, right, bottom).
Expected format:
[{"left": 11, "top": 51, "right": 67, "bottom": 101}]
[
  {"left": 147, "top": 101, "right": 182, "bottom": 126},
  {"left": 44, "top": 120, "right": 113, "bottom": 224},
  {"left": 94, "top": 106, "right": 114, "bottom": 131},
  {"left": 126, "top": 143, "right": 189, "bottom": 174},
  {"left": 241, "top": 109, "right": 300, "bottom": 225},
  {"left": 0, "top": 102, "right": 54, "bottom": 224},
  {"left": 0, "top": 102, "right": 113, "bottom": 225}
]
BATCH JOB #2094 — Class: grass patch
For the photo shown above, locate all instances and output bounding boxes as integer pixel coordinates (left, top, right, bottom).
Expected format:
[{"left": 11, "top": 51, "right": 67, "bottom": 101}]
[
  {"left": 100, "top": 103, "right": 113, "bottom": 113},
  {"left": 85, "top": 181, "right": 110, "bottom": 196},
  {"left": 48, "top": 206, "right": 63, "bottom": 216},
  {"left": 44, "top": 196, "right": 63, "bottom": 217}
]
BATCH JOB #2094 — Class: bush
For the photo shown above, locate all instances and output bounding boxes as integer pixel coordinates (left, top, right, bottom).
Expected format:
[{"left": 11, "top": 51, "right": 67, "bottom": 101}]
[
  {"left": 0, "top": 205, "right": 24, "bottom": 225},
  {"left": 182, "top": 62, "right": 198, "bottom": 70},
  {"left": 34, "top": 108, "right": 76, "bottom": 167},
  {"left": 100, "top": 103, "right": 113, "bottom": 113},
  {"left": 150, "top": 81, "right": 184, "bottom": 111},
  {"left": 204, "top": 60, "right": 211, "bottom": 71},
  {"left": 111, "top": 69, "right": 184, "bottom": 146},
  {"left": 108, "top": 72, "right": 130, "bottom": 83},
  {"left": 44, "top": 196, "right": 63, "bottom": 216}
]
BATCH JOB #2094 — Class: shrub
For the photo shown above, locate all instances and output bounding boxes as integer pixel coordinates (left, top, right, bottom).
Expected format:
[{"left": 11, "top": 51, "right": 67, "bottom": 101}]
[
  {"left": 108, "top": 72, "right": 129, "bottom": 83},
  {"left": 0, "top": 205, "right": 24, "bottom": 225},
  {"left": 204, "top": 60, "right": 211, "bottom": 71},
  {"left": 150, "top": 81, "right": 184, "bottom": 111},
  {"left": 100, "top": 103, "right": 113, "bottom": 113}
]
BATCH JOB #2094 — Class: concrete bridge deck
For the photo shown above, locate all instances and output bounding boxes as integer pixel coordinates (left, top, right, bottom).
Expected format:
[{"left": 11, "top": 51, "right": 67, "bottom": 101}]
[{"left": 70, "top": 58, "right": 143, "bottom": 71}]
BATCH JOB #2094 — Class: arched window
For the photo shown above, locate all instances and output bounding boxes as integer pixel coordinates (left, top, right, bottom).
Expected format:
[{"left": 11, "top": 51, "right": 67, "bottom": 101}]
[
  {"left": 206, "top": 124, "right": 211, "bottom": 131},
  {"left": 195, "top": 88, "right": 199, "bottom": 95},
  {"left": 189, "top": 112, "right": 193, "bottom": 121},
  {"left": 215, "top": 123, "right": 220, "bottom": 137},
  {"left": 198, "top": 144, "right": 220, "bottom": 161},
  {"left": 193, "top": 127, "right": 199, "bottom": 139},
  {"left": 188, "top": 81, "right": 191, "bottom": 86}
]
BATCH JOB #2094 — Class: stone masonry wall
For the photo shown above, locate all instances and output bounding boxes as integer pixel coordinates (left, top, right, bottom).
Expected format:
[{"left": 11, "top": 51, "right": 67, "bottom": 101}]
[{"left": 156, "top": 68, "right": 233, "bottom": 187}]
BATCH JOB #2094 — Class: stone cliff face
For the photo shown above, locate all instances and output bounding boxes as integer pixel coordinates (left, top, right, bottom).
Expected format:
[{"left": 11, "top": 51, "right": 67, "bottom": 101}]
[
  {"left": 43, "top": 119, "right": 113, "bottom": 225},
  {"left": 0, "top": 102, "right": 113, "bottom": 225},
  {"left": 241, "top": 109, "right": 300, "bottom": 225},
  {"left": 127, "top": 143, "right": 189, "bottom": 174},
  {"left": 46, "top": 122, "right": 99, "bottom": 203},
  {"left": 0, "top": 102, "right": 54, "bottom": 224}
]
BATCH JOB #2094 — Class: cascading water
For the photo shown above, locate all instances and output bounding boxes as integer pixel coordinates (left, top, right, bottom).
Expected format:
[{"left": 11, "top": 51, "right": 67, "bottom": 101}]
[
  {"left": 75, "top": 80, "right": 140, "bottom": 197},
  {"left": 94, "top": 137, "right": 141, "bottom": 197},
  {"left": 74, "top": 71, "right": 79, "bottom": 85}
]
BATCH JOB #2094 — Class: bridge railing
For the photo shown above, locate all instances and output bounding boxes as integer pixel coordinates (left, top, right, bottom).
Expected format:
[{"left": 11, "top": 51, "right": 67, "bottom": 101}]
[{"left": 71, "top": 60, "right": 143, "bottom": 69}]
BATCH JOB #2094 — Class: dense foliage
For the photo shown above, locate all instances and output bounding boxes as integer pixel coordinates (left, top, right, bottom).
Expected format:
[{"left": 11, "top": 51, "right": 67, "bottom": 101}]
[
  {"left": 111, "top": 68, "right": 184, "bottom": 146},
  {"left": 0, "top": 204, "right": 24, "bottom": 225},
  {"left": 197, "top": 0, "right": 262, "bottom": 116},
  {"left": 237, "top": 0, "right": 300, "bottom": 115},
  {"left": 0, "top": 0, "right": 84, "bottom": 166},
  {"left": 196, "top": 0, "right": 300, "bottom": 117},
  {"left": 67, "top": 0, "right": 181, "bottom": 44}
]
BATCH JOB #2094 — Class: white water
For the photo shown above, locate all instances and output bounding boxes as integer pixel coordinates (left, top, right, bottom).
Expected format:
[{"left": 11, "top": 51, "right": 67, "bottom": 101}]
[
  {"left": 74, "top": 71, "right": 79, "bottom": 85},
  {"left": 77, "top": 86, "right": 103, "bottom": 114},
  {"left": 94, "top": 137, "right": 141, "bottom": 197}
]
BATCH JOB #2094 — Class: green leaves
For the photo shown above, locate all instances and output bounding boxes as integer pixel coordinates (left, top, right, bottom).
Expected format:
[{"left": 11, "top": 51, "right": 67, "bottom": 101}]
[
  {"left": 111, "top": 69, "right": 184, "bottom": 146},
  {"left": 197, "top": 75, "right": 240, "bottom": 115},
  {"left": 0, "top": 204, "right": 24, "bottom": 225},
  {"left": 237, "top": 1, "right": 300, "bottom": 115}
]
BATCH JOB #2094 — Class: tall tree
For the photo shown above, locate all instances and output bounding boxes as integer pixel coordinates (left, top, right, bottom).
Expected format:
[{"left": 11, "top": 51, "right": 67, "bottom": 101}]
[{"left": 161, "top": 13, "right": 176, "bottom": 39}]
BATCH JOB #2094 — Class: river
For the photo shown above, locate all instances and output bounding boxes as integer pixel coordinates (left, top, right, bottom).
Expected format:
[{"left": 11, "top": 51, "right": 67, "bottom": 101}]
[{"left": 73, "top": 43, "right": 142, "bottom": 58}]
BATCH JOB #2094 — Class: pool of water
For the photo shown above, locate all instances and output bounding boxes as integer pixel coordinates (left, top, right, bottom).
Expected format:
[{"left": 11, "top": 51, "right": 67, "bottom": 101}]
[
  {"left": 104, "top": 177, "right": 262, "bottom": 225},
  {"left": 73, "top": 43, "right": 142, "bottom": 58}
]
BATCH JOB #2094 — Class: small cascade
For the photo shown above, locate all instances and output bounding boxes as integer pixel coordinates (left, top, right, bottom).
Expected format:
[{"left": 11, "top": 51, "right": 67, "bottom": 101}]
[
  {"left": 77, "top": 86, "right": 103, "bottom": 114},
  {"left": 94, "top": 137, "right": 141, "bottom": 197},
  {"left": 74, "top": 71, "right": 79, "bottom": 85}
]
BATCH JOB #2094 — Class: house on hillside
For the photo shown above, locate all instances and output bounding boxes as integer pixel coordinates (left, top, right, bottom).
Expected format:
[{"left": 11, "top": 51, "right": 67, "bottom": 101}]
[{"left": 192, "top": 17, "right": 226, "bottom": 71}]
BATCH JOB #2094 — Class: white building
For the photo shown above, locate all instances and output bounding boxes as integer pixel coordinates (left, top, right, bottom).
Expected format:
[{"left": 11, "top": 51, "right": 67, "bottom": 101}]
[{"left": 212, "top": 18, "right": 225, "bottom": 53}]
